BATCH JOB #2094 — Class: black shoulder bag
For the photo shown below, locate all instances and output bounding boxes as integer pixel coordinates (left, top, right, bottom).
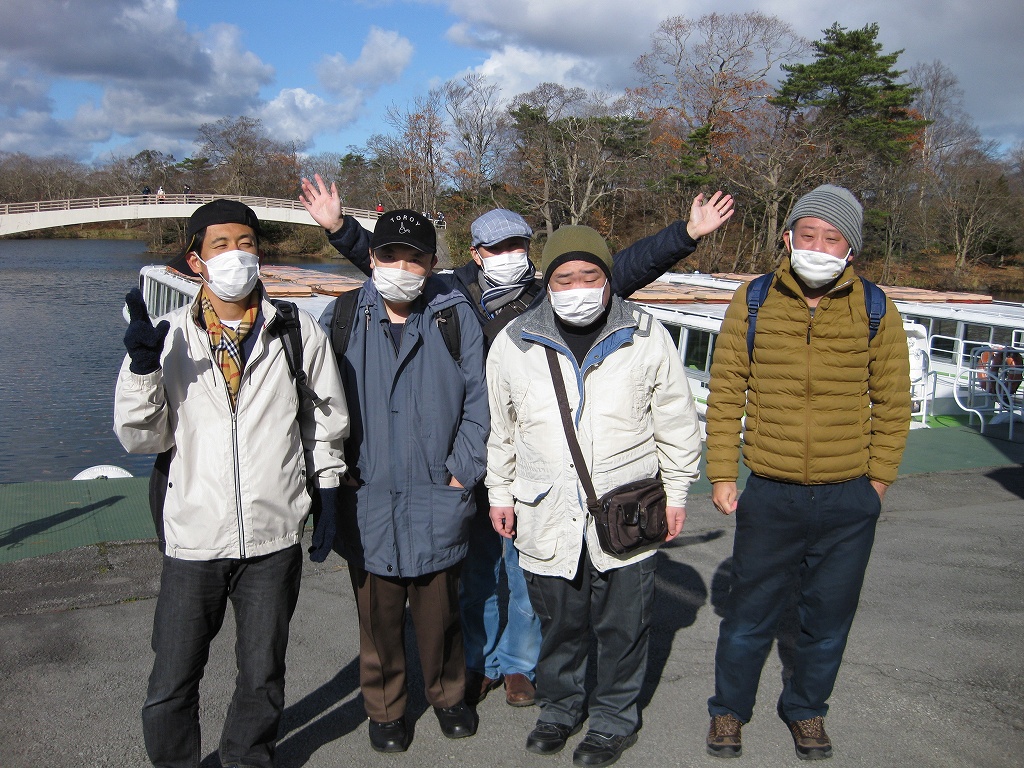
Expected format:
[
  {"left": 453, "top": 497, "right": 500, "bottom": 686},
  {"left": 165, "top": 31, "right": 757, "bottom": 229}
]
[{"left": 543, "top": 347, "right": 668, "bottom": 556}]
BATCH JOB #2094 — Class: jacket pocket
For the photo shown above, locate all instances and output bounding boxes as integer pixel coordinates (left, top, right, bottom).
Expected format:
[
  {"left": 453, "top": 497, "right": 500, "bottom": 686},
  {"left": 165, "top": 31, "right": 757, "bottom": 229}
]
[
  {"left": 429, "top": 483, "right": 474, "bottom": 552},
  {"left": 510, "top": 477, "right": 557, "bottom": 561}
]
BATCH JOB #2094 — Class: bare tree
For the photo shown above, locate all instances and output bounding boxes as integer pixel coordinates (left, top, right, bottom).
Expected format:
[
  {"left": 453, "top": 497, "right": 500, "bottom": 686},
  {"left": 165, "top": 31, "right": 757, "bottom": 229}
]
[
  {"left": 197, "top": 116, "right": 301, "bottom": 198},
  {"left": 443, "top": 73, "right": 510, "bottom": 201}
]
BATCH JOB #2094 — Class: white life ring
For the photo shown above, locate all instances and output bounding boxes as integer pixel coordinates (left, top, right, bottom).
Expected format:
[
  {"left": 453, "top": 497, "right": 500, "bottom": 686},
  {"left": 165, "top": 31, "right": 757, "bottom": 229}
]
[{"left": 73, "top": 465, "right": 134, "bottom": 480}]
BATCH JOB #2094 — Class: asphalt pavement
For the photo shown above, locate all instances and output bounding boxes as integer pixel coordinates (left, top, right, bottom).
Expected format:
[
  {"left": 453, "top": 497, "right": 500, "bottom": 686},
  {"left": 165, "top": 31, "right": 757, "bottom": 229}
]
[{"left": 1, "top": 465, "right": 1022, "bottom": 768}]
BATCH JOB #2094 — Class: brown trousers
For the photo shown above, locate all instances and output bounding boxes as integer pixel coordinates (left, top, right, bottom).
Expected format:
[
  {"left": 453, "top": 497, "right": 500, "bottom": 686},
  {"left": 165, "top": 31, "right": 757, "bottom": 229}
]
[{"left": 349, "top": 565, "right": 466, "bottom": 722}]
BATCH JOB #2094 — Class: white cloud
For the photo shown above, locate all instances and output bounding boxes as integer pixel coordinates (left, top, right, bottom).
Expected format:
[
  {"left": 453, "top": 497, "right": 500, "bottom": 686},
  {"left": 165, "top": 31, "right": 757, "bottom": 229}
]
[
  {"left": 316, "top": 27, "right": 414, "bottom": 93},
  {"left": 258, "top": 88, "right": 362, "bottom": 147}
]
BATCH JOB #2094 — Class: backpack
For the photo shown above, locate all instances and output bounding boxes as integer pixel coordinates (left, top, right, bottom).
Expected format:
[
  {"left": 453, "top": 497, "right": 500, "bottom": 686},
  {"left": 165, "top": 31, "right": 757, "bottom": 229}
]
[
  {"left": 745, "top": 273, "right": 886, "bottom": 360},
  {"left": 150, "top": 300, "right": 315, "bottom": 549},
  {"left": 329, "top": 288, "right": 462, "bottom": 362}
]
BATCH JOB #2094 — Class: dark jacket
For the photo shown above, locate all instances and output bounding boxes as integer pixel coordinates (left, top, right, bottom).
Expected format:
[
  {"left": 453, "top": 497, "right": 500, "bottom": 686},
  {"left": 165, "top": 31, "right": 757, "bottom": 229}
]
[
  {"left": 326, "top": 215, "right": 700, "bottom": 336},
  {"left": 321, "top": 277, "right": 489, "bottom": 578}
]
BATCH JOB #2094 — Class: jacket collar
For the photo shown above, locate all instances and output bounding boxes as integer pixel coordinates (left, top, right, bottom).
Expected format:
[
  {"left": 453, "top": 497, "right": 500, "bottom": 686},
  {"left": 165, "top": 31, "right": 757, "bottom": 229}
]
[{"left": 512, "top": 294, "right": 637, "bottom": 352}]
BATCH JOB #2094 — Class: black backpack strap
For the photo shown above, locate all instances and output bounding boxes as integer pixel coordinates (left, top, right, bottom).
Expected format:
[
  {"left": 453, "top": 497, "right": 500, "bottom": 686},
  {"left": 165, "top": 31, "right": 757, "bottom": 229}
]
[
  {"left": 434, "top": 305, "right": 462, "bottom": 363},
  {"left": 270, "top": 300, "right": 323, "bottom": 408},
  {"left": 860, "top": 276, "right": 887, "bottom": 343},
  {"left": 745, "top": 273, "right": 775, "bottom": 360},
  {"left": 329, "top": 289, "right": 364, "bottom": 357}
]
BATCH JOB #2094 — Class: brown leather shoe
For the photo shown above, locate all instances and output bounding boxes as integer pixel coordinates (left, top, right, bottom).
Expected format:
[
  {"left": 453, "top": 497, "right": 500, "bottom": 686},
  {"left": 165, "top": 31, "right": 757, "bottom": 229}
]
[
  {"left": 504, "top": 672, "right": 536, "bottom": 707},
  {"left": 465, "top": 671, "right": 502, "bottom": 706}
]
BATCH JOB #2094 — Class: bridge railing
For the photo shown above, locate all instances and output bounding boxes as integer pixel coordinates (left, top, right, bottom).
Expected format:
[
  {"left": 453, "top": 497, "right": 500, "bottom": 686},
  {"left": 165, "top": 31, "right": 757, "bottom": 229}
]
[{"left": 0, "top": 194, "right": 381, "bottom": 222}]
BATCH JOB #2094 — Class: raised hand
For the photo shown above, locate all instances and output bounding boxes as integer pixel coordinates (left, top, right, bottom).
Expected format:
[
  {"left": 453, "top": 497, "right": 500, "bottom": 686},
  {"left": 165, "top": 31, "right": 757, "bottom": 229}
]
[
  {"left": 686, "top": 191, "right": 735, "bottom": 239},
  {"left": 123, "top": 288, "right": 170, "bottom": 374},
  {"left": 299, "top": 174, "right": 344, "bottom": 233}
]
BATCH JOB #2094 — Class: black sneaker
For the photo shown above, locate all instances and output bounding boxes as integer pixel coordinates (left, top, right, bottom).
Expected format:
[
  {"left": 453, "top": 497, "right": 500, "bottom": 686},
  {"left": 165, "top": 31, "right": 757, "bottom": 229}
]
[
  {"left": 571, "top": 730, "right": 638, "bottom": 767},
  {"left": 525, "top": 721, "right": 581, "bottom": 754},
  {"left": 706, "top": 714, "right": 743, "bottom": 758},
  {"left": 368, "top": 716, "right": 410, "bottom": 753}
]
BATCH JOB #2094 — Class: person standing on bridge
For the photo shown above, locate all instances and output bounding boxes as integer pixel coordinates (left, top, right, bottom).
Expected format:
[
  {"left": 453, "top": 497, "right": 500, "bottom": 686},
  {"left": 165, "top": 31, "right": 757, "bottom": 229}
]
[
  {"left": 114, "top": 199, "right": 350, "bottom": 768},
  {"left": 703, "top": 185, "right": 911, "bottom": 761},
  {"left": 299, "top": 172, "right": 734, "bottom": 712}
]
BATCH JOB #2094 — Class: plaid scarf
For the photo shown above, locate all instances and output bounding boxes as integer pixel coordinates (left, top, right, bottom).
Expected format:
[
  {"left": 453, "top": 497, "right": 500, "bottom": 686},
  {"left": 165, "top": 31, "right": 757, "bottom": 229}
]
[{"left": 198, "top": 290, "right": 258, "bottom": 410}]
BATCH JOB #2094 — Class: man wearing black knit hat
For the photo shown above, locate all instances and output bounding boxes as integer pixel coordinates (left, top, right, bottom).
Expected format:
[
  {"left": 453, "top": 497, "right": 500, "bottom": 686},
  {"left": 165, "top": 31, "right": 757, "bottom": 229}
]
[
  {"left": 114, "top": 199, "right": 350, "bottom": 768},
  {"left": 704, "top": 185, "right": 911, "bottom": 760},
  {"left": 485, "top": 225, "right": 703, "bottom": 767}
]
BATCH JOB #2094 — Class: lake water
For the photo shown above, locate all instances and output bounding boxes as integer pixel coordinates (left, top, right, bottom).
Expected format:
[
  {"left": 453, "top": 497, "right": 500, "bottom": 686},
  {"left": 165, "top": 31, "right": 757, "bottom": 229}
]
[{"left": 0, "top": 239, "right": 363, "bottom": 484}]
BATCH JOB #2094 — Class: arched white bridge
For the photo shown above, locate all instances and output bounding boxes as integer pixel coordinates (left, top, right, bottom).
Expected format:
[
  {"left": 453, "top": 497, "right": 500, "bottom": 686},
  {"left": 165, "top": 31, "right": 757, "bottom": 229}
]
[{"left": 0, "top": 194, "right": 380, "bottom": 236}]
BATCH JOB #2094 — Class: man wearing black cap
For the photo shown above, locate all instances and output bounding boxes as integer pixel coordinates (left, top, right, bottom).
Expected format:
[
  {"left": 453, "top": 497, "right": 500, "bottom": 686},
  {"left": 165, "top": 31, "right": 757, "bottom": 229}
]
[
  {"left": 114, "top": 199, "right": 350, "bottom": 768},
  {"left": 311, "top": 209, "right": 489, "bottom": 754},
  {"left": 485, "top": 225, "right": 703, "bottom": 767},
  {"left": 704, "top": 185, "right": 910, "bottom": 760},
  {"left": 299, "top": 175, "right": 734, "bottom": 708}
]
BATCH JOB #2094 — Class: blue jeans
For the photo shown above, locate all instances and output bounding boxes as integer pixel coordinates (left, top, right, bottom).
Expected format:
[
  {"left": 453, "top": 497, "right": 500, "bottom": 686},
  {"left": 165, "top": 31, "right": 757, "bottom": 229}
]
[
  {"left": 142, "top": 545, "right": 302, "bottom": 768},
  {"left": 708, "top": 475, "right": 881, "bottom": 724},
  {"left": 460, "top": 507, "right": 541, "bottom": 680}
]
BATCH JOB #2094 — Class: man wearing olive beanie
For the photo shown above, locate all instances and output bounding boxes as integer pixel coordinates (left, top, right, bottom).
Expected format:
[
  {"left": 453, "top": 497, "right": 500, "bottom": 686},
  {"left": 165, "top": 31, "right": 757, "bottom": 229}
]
[
  {"left": 486, "top": 225, "right": 702, "bottom": 767},
  {"left": 703, "top": 186, "right": 911, "bottom": 761}
]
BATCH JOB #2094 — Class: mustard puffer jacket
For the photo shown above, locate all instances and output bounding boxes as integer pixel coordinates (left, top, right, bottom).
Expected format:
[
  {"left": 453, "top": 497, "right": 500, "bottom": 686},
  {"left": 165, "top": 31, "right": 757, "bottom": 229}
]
[{"left": 705, "top": 258, "right": 911, "bottom": 486}]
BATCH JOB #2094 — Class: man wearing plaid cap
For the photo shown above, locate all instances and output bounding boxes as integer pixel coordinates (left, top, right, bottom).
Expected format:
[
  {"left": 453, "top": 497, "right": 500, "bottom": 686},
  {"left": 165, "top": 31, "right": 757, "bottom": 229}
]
[{"left": 299, "top": 178, "right": 733, "bottom": 710}]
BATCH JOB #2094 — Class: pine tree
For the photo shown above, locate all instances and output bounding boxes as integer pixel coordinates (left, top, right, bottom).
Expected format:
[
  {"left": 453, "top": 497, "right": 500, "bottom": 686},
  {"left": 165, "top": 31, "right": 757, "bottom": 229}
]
[{"left": 772, "top": 23, "right": 927, "bottom": 164}]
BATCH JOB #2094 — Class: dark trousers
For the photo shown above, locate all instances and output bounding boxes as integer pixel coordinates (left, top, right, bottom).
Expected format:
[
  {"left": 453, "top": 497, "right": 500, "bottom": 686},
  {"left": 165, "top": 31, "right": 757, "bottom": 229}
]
[
  {"left": 525, "top": 548, "right": 656, "bottom": 737},
  {"left": 709, "top": 474, "right": 881, "bottom": 724},
  {"left": 350, "top": 565, "right": 466, "bottom": 722},
  {"left": 142, "top": 544, "right": 302, "bottom": 768}
]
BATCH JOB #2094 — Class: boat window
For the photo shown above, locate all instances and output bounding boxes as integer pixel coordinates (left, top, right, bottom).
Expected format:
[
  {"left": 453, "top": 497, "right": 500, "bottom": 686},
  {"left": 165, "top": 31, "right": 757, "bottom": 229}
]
[
  {"left": 963, "top": 323, "right": 995, "bottom": 361},
  {"left": 683, "top": 329, "right": 714, "bottom": 375},
  {"left": 991, "top": 327, "right": 1015, "bottom": 347},
  {"left": 663, "top": 322, "right": 681, "bottom": 350}
]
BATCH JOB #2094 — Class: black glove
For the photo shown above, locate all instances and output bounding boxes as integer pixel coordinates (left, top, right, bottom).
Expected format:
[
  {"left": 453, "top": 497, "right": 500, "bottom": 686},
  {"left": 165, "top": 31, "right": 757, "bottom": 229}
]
[
  {"left": 123, "top": 288, "right": 170, "bottom": 375},
  {"left": 308, "top": 486, "right": 339, "bottom": 562}
]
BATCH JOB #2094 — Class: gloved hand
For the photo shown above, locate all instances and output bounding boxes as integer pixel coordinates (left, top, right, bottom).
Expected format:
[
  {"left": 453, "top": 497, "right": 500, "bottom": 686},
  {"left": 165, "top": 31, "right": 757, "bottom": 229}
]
[
  {"left": 123, "top": 288, "right": 170, "bottom": 374},
  {"left": 308, "top": 486, "right": 339, "bottom": 562}
]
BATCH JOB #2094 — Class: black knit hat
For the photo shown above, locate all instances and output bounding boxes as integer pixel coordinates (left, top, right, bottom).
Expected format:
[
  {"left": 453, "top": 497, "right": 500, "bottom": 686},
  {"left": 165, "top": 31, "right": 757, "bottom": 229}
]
[
  {"left": 371, "top": 209, "right": 436, "bottom": 254},
  {"left": 168, "top": 199, "right": 261, "bottom": 276}
]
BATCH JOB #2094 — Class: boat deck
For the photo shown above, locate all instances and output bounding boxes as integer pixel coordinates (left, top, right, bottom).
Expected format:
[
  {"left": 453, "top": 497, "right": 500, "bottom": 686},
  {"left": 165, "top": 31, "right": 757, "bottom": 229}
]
[{"left": 2, "top": 422, "right": 1022, "bottom": 565}]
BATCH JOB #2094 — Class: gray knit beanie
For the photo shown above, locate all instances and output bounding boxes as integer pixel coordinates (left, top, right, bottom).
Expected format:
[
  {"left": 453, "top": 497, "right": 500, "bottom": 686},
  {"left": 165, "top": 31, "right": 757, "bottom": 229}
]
[{"left": 786, "top": 184, "right": 863, "bottom": 254}]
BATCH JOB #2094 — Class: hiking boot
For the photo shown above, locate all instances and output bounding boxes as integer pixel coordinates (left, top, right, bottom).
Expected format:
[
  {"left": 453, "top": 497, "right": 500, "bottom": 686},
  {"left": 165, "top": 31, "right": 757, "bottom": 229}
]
[
  {"left": 786, "top": 716, "right": 833, "bottom": 760},
  {"left": 706, "top": 714, "right": 743, "bottom": 758}
]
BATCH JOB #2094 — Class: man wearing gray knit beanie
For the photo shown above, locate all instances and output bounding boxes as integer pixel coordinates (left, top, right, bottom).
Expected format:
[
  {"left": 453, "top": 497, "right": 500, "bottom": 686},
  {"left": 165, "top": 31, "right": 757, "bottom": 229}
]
[{"left": 703, "top": 185, "right": 911, "bottom": 761}]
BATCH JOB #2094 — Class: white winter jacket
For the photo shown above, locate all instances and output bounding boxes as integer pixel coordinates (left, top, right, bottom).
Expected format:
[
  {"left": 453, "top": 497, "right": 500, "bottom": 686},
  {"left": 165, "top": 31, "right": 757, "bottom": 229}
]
[
  {"left": 114, "top": 288, "right": 350, "bottom": 561},
  {"left": 486, "top": 297, "right": 702, "bottom": 578}
]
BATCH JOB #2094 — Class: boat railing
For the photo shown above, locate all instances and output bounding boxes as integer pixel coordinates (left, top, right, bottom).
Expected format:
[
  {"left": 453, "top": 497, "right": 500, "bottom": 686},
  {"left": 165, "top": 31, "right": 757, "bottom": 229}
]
[{"left": 951, "top": 345, "right": 1024, "bottom": 440}]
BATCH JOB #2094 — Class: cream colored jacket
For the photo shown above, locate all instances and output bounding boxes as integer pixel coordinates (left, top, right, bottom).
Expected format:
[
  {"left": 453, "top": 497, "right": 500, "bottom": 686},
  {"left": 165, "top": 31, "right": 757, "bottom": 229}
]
[
  {"left": 114, "top": 289, "right": 349, "bottom": 561},
  {"left": 486, "top": 298, "right": 702, "bottom": 578}
]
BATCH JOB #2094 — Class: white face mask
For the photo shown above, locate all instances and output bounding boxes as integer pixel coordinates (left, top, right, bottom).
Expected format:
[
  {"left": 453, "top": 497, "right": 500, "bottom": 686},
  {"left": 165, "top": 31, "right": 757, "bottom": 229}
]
[
  {"left": 199, "top": 249, "right": 260, "bottom": 301},
  {"left": 788, "top": 233, "right": 850, "bottom": 289},
  {"left": 548, "top": 282, "right": 608, "bottom": 326},
  {"left": 480, "top": 250, "right": 531, "bottom": 285},
  {"left": 372, "top": 264, "right": 426, "bottom": 303}
]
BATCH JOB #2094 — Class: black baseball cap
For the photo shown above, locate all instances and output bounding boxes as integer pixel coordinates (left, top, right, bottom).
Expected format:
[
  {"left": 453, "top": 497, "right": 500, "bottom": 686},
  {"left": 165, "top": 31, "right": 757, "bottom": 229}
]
[
  {"left": 370, "top": 209, "right": 436, "bottom": 254},
  {"left": 168, "top": 199, "right": 261, "bottom": 276}
]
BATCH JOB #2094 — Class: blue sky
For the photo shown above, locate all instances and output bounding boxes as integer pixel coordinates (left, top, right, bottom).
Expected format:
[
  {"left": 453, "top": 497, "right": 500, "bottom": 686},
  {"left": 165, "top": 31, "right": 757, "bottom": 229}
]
[{"left": 1, "top": 0, "right": 1022, "bottom": 163}]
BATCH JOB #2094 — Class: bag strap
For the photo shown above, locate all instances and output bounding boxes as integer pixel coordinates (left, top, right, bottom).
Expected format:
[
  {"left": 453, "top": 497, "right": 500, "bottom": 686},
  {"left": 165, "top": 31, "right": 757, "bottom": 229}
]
[
  {"left": 860, "top": 276, "right": 886, "bottom": 343},
  {"left": 270, "top": 300, "right": 324, "bottom": 408},
  {"left": 544, "top": 346, "right": 600, "bottom": 513},
  {"left": 433, "top": 304, "right": 462, "bottom": 363},
  {"left": 330, "top": 288, "right": 363, "bottom": 356}
]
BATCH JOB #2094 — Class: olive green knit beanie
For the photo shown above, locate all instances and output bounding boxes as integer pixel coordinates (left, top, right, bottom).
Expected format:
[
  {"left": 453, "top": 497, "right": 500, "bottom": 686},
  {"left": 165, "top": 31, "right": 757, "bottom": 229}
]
[{"left": 540, "top": 226, "right": 613, "bottom": 285}]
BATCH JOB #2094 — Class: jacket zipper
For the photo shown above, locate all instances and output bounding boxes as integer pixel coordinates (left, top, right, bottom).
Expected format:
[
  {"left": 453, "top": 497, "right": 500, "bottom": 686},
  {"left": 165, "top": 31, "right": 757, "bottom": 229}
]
[
  {"left": 204, "top": 324, "right": 248, "bottom": 559},
  {"left": 804, "top": 311, "right": 812, "bottom": 484}
]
